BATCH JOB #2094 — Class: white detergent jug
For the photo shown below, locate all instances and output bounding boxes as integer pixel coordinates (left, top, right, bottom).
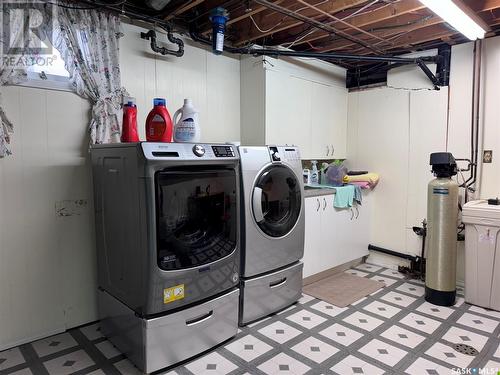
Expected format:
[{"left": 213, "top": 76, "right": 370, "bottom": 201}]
[{"left": 173, "top": 99, "right": 200, "bottom": 142}]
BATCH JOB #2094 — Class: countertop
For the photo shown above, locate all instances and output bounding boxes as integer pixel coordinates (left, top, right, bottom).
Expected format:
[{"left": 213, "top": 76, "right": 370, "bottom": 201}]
[{"left": 303, "top": 187, "right": 337, "bottom": 198}]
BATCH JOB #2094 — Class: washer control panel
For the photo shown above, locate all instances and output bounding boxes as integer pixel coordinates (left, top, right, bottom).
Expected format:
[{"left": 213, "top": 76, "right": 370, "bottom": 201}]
[{"left": 212, "top": 145, "right": 235, "bottom": 157}]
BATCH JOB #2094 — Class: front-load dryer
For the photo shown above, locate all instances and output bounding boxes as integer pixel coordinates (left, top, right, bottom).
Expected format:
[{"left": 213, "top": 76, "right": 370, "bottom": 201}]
[{"left": 239, "top": 145, "right": 305, "bottom": 324}]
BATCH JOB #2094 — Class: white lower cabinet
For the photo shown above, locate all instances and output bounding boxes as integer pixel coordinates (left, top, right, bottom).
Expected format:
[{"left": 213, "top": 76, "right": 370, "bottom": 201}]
[{"left": 303, "top": 193, "right": 370, "bottom": 278}]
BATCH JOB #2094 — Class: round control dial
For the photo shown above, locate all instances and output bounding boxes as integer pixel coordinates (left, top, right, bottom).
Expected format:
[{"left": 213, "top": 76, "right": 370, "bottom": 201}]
[{"left": 192, "top": 144, "right": 205, "bottom": 157}]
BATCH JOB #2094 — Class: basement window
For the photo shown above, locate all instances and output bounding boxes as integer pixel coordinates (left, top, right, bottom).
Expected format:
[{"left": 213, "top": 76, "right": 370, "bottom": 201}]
[{"left": 15, "top": 41, "right": 72, "bottom": 92}]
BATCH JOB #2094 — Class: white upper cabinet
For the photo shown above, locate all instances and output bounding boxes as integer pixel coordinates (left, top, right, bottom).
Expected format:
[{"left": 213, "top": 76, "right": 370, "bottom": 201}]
[{"left": 241, "top": 56, "right": 348, "bottom": 159}]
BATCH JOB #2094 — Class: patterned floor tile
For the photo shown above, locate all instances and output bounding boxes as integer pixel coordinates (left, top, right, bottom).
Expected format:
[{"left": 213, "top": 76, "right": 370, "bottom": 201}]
[
  {"left": 369, "top": 275, "right": 398, "bottom": 287},
  {"left": 343, "top": 311, "right": 384, "bottom": 332},
  {"left": 345, "top": 269, "right": 370, "bottom": 278},
  {"left": 310, "top": 300, "right": 348, "bottom": 318},
  {"left": 257, "top": 352, "right": 311, "bottom": 375},
  {"left": 456, "top": 312, "right": 500, "bottom": 333},
  {"left": 416, "top": 301, "right": 455, "bottom": 320},
  {"left": 32, "top": 332, "right": 78, "bottom": 357},
  {"left": 8, "top": 369, "right": 33, "bottom": 375},
  {"left": 0, "top": 347, "right": 25, "bottom": 371},
  {"left": 399, "top": 312, "right": 441, "bottom": 334},
  {"left": 95, "top": 340, "right": 122, "bottom": 359},
  {"left": 358, "top": 338, "right": 408, "bottom": 367},
  {"left": 291, "top": 336, "right": 339, "bottom": 363},
  {"left": 79, "top": 322, "right": 104, "bottom": 341},
  {"left": 330, "top": 354, "right": 385, "bottom": 375},
  {"left": 185, "top": 352, "right": 237, "bottom": 375},
  {"left": 484, "top": 360, "right": 500, "bottom": 372},
  {"left": 7, "top": 263, "right": 500, "bottom": 375},
  {"left": 298, "top": 294, "right": 315, "bottom": 304},
  {"left": 258, "top": 321, "right": 303, "bottom": 344},
  {"left": 469, "top": 305, "right": 500, "bottom": 320},
  {"left": 286, "top": 309, "right": 327, "bottom": 329},
  {"left": 381, "top": 291, "right": 417, "bottom": 307},
  {"left": 425, "top": 342, "right": 474, "bottom": 368},
  {"left": 319, "top": 323, "right": 364, "bottom": 347},
  {"left": 224, "top": 334, "right": 273, "bottom": 362},
  {"left": 380, "top": 269, "right": 406, "bottom": 279},
  {"left": 396, "top": 283, "right": 426, "bottom": 297},
  {"left": 114, "top": 359, "right": 142, "bottom": 375},
  {"left": 354, "top": 263, "right": 382, "bottom": 272},
  {"left": 363, "top": 300, "right": 401, "bottom": 318},
  {"left": 404, "top": 357, "right": 454, "bottom": 375},
  {"left": 246, "top": 316, "right": 271, "bottom": 328},
  {"left": 380, "top": 325, "right": 426, "bottom": 349},
  {"left": 441, "top": 326, "right": 489, "bottom": 351},
  {"left": 43, "top": 349, "right": 94, "bottom": 375}
]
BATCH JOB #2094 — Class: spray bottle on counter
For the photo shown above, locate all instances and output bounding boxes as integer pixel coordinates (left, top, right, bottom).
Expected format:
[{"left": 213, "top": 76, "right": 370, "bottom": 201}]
[
  {"left": 173, "top": 99, "right": 201, "bottom": 142},
  {"left": 121, "top": 97, "right": 139, "bottom": 143},
  {"left": 310, "top": 160, "right": 319, "bottom": 185},
  {"left": 145, "top": 98, "right": 173, "bottom": 142}
]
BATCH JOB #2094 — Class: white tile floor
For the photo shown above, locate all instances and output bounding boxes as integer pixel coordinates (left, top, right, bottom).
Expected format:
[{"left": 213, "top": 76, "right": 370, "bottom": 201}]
[{"left": 1, "top": 264, "right": 500, "bottom": 375}]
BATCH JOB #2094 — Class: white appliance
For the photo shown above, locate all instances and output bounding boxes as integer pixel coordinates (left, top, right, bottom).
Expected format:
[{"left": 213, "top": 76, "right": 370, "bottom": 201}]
[
  {"left": 463, "top": 200, "right": 500, "bottom": 311},
  {"left": 239, "top": 145, "right": 305, "bottom": 325}
]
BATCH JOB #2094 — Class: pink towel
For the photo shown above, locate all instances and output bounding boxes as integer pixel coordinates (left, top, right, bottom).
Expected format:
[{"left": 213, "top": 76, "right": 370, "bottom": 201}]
[{"left": 351, "top": 181, "right": 371, "bottom": 189}]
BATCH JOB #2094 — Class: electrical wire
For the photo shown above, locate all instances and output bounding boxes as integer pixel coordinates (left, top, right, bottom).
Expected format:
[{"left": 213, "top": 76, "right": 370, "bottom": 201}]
[
  {"left": 45, "top": 1, "right": 100, "bottom": 10},
  {"left": 249, "top": 14, "right": 286, "bottom": 33}
]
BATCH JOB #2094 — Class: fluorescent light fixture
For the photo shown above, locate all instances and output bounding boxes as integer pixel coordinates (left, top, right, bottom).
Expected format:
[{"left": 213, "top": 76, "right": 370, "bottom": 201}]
[{"left": 419, "top": 0, "right": 486, "bottom": 40}]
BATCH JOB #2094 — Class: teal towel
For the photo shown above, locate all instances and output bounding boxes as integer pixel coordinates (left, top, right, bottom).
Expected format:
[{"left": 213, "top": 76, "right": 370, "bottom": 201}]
[{"left": 334, "top": 185, "right": 355, "bottom": 208}]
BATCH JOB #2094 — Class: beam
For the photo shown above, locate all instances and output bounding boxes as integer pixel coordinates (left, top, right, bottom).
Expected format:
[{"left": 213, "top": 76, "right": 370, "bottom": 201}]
[
  {"left": 165, "top": 0, "right": 206, "bottom": 21},
  {"left": 233, "top": 0, "right": 367, "bottom": 46},
  {"left": 279, "top": 0, "right": 428, "bottom": 48},
  {"left": 294, "top": 0, "right": 389, "bottom": 45},
  {"left": 306, "top": 15, "right": 443, "bottom": 53},
  {"left": 466, "top": 0, "right": 500, "bottom": 12}
]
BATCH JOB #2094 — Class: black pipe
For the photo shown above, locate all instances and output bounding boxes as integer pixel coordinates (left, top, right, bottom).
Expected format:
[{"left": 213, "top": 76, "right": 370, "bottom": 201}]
[
  {"left": 368, "top": 244, "right": 418, "bottom": 261},
  {"left": 140, "top": 29, "right": 184, "bottom": 57}
]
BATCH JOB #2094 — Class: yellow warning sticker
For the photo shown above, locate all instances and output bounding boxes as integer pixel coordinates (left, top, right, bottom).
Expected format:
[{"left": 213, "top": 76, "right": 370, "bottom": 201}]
[{"left": 163, "top": 284, "right": 185, "bottom": 304}]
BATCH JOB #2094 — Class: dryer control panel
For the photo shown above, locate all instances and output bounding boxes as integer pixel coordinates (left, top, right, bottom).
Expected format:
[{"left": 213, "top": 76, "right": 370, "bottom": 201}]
[{"left": 268, "top": 146, "right": 301, "bottom": 163}]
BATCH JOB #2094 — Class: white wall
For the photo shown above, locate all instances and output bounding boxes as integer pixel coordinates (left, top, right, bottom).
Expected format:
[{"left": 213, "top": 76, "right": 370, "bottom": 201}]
[
  {"left": 347, "top": 38, "right": 500, "bottom": 280},
  {"left": 0, "top": 21, "right": 241, "bottom": 350}
]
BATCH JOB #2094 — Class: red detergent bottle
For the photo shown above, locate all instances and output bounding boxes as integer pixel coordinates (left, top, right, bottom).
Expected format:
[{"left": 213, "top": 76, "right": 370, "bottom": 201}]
[
  {"left": 145, "top": 98, "right": 173, "bottom": 142},
  {"left": 121, "top": 97, "right": 139, "bottom": 142}
]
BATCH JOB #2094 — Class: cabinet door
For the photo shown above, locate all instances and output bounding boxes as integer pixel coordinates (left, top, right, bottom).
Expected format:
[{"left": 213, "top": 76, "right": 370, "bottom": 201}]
[
  {"left": 322, "top": 196, "right": 350, "bottom": 269},
  {"left": 265, "top": 69, "right": 312, "bottom": 155},
  {"left": 303, "top": 196, "right": 323, "bottom": 278},
  {"left": 309, "top": 82, "right": 347, "bottom": 159}
]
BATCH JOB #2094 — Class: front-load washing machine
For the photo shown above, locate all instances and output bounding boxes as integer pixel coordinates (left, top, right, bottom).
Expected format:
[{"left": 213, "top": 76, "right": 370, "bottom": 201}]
[
  {"left": 239, "top": 145, "right": 305, "bottom": 325},
  {"left": 91, "top": 142, "right": 240, "bottom": 373}
]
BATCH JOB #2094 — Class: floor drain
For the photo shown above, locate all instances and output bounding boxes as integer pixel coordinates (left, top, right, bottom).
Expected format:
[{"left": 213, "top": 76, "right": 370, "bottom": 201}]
[{"left": 452, "top": 343, "right": 479, "bottom": 356}]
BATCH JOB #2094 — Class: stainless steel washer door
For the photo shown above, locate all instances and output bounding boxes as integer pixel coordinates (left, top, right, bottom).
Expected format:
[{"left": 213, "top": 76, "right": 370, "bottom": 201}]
[{"left": 252, "top": 164, "right": 302, "bottom": 238}]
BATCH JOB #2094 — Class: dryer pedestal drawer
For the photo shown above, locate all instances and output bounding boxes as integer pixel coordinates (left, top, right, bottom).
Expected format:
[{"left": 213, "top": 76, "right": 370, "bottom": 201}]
[
  {"left": 240, "top": 262, "right": 303, "bottom": 325},
  {"left": 99, "top": 288, "right": 239, "bottom": 374}
]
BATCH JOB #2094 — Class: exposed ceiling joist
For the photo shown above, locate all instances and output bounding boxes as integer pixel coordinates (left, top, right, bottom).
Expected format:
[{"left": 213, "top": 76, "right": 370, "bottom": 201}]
[
  {"left": 309, "top": 15, "right": 443, "bottom": 53},
  {"left": 452, "top": 0, "right": 491, "bottom": 31},
  {"left": 165, "top": 0, "right": 206, "bottom": 21},
  {"left": 467, "top": 0, "right": 500, "bottom": 12},
  {"left": 233, "top": 0, "right": 367, "bottom": 46},
  {"left": 282, "top": 0, "right": 428, "bottom": 48}
]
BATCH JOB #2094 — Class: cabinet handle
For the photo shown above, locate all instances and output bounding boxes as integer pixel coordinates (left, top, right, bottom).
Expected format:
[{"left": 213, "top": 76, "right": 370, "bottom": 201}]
[
  {"left": 269, "top": 277, "right": 287, "bottom": 288},
  {"left": 186, "top": 310, "right": 213, "bottom": 326},
  {"left": 355, "top": 206, "right": 359, "bottom": 219},
  {"left": 316, "top": 198, "right": 320, "bottom": 211},
  {"left": 350, "top": 208, "right": 354, "bottom": 220},
  {"left": 323, "top": 198, "right": 327, "bottom": 210},
  {"left": 330, "top": 145, "right": 334, "bottom": 156}
]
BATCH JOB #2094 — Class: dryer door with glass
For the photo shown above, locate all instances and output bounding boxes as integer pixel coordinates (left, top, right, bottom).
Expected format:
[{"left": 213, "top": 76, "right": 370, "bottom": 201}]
[{"left": 244, "top": 163, "right": 304, "bottom": 276}]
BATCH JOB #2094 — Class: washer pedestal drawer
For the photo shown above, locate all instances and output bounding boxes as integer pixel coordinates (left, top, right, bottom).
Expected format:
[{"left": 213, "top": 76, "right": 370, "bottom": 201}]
[
  {"left": 240, "top": 261, "right": 303, "bottom": 325},
  {"left": 99, "top": 288, "right": 239, "bottom": 374}
]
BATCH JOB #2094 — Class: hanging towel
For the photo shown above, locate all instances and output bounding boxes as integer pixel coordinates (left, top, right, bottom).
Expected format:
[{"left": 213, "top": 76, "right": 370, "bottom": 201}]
[
  {"left": 353, "top": 185, "right": 363, "bottom": 205},
  {"left": 334, "top": 185, "right": 355, "bottom": 208}
]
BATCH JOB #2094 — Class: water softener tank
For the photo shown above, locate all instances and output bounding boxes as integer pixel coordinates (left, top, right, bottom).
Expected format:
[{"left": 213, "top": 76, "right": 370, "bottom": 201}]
[{"left": 425, "top": 152, "right": 459, "bottom": 306}]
